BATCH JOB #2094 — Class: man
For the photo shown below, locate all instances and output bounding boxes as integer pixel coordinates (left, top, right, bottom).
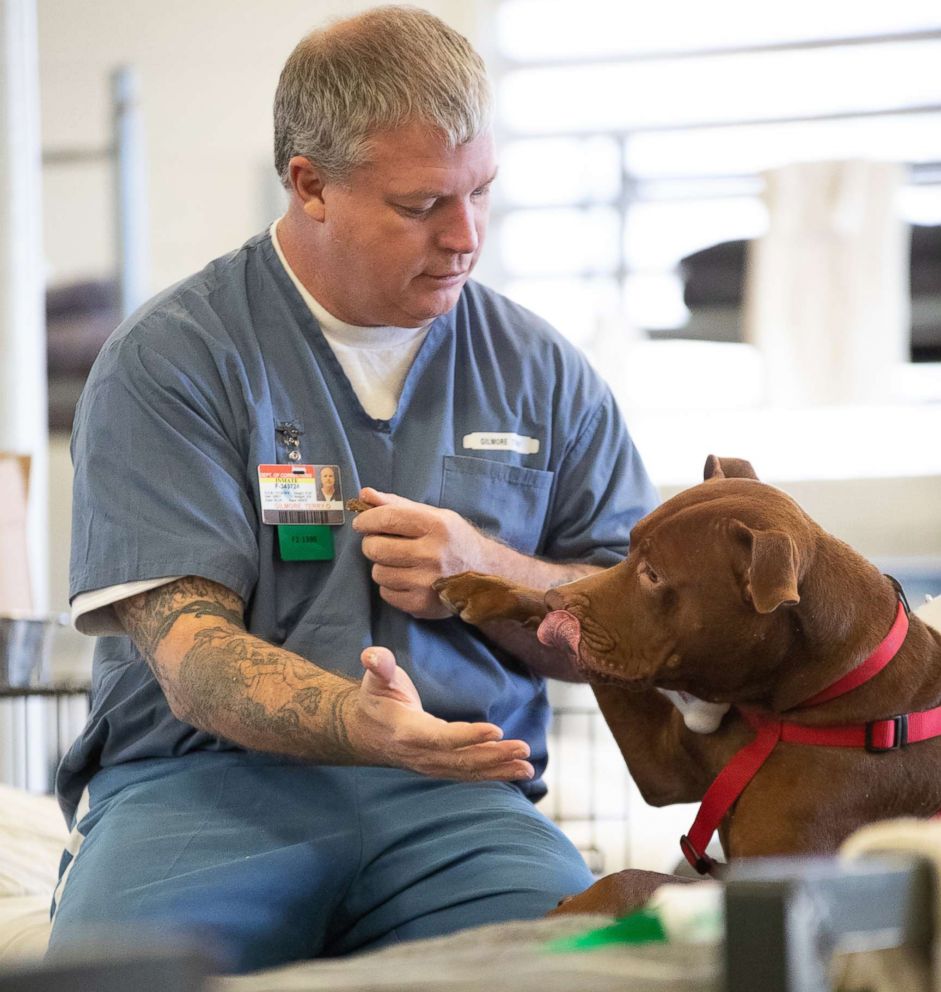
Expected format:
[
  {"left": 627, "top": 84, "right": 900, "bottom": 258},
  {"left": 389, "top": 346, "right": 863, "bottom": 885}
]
[{"left": 49, "top": 5, "right": 658, "bottom": 975}]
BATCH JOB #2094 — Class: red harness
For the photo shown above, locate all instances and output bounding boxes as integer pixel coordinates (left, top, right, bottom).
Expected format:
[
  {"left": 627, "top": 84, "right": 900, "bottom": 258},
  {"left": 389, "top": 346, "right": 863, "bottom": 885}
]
[{"left": 680, "top": 587, "right": 939, "bottom": 875}]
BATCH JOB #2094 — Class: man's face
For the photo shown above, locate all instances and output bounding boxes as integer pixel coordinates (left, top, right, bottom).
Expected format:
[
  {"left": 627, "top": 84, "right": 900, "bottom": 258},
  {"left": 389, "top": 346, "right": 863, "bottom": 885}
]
[
  {"left": 320, "top": 467, "right": 335, "bottom": 491},
  {"left": 309, "top": 122, "right": 496, "bottom": 327}
]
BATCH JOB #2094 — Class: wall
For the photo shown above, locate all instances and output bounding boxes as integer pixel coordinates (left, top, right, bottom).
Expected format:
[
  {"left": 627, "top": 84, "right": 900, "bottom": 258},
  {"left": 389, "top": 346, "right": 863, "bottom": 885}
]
[{"left": 38, "top": 0, "right": 490, "bottom": 293}]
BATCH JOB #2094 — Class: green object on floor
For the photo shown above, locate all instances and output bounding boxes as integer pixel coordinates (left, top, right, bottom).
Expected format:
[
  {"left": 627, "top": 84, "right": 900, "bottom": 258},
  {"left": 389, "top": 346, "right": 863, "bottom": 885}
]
[{"left": 546, "top": 909, "right": 667, "bottom": 952}]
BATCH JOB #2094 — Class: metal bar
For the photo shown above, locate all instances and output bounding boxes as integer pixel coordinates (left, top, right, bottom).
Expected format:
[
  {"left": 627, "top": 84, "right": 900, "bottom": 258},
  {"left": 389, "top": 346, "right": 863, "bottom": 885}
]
[
  {"left": 16, "top": 696, "right": 26, "bottom": 788},
  {"left": 112, "top": 65, "right": 149, "bottom": 319},
  {"left": 0, "top": 684, "right": 91, "bottom": 698},
  {"left": 587, "top": 706, "right": 598, "bottom": 860}
]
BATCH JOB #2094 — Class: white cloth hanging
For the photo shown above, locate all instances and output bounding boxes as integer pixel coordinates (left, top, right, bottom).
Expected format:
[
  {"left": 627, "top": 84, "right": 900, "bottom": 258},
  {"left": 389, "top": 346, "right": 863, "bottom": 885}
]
[{"left": 743, "top": 160, "right": 910, "bottom": 407}]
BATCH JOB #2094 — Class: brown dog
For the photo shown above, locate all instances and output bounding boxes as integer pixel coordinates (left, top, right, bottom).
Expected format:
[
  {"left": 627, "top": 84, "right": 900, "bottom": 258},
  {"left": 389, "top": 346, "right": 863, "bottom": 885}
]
[{"left": 434, "top": 455, "right": 941, "bottom": 915}]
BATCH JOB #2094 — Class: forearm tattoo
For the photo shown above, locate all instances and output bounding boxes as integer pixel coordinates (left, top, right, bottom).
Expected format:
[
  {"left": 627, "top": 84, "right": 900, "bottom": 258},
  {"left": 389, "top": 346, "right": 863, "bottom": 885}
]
[
  {"left": 115, "top": 576, "right": 245, "bottom": 658},
  {"left": 114, "top": 576, "right": 358, "bottom": 760}
]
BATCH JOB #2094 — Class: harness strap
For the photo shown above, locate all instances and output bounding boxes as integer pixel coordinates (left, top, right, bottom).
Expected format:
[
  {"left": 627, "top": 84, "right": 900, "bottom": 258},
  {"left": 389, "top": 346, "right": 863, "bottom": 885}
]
[
  {"left": 801, "top": 601, "right": 909, "bottom": 707},
  {"left": 679, "top": 589, "right": 928, "bottom": 875},
  {"left": 680, "top": 716, "right": 780, "bottom": 875},
  {"left": 780, "top": 707, "right": 941, "bottom": 750}
]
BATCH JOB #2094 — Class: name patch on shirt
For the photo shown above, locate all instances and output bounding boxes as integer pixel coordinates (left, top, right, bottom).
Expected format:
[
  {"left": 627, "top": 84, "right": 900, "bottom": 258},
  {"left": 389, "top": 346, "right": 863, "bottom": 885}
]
[{"left": 462, "top": 432, "right": 540, "bottom": 455}]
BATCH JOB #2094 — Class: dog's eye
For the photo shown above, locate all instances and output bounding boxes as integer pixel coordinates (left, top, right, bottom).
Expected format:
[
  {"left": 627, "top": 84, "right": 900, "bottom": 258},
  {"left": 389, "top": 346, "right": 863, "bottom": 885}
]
[{"left": 640, "top": 562, "right": 661, "bottom": 585}]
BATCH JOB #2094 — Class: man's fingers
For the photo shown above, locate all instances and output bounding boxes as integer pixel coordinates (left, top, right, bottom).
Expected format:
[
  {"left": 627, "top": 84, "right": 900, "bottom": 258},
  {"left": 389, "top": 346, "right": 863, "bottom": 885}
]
[
  {"left": 409, "top": 733, "right": 534, "bottom": 782},
  {"left": 468, "top": 761, "right": 536, "bottom": 782},
  {"left": 352, "top": 490, "right": 445, "bottom": 541},
  {"left": 353, "top": 506, "right": 430, "bottom": 539},
  {"left": 427, "top": 719, "right": 507, "bottom": 748},
  {"left": 435, "top": 760, "right": 535, "bottom": 782},
  {"left": 358, "top": 487, "right": 411, "bottom": 509},
  {"left": 362, "top": 536, "right": 422, "bottom": 568},
  {"left": 433, "top": 739, "right": 535, "bottom": 781},
  {"left": 355, "top": 658, "right": 535, "bottom": 782},
  {"left": 456, "top": 739, "right": 533, "bottom": 768}
]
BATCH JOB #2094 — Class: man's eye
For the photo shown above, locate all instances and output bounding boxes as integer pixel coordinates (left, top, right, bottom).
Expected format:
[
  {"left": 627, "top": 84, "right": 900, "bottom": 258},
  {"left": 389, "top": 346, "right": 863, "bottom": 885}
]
[{"left": 398, "top": 203, "right": 434, "bottom": 217}]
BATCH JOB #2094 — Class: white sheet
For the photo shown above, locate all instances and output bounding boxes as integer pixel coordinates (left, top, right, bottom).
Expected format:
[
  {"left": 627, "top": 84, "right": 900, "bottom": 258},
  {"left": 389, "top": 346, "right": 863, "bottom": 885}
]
[
  {"left": 0, "top": 783, "right": 66, "bottom": 963},
  {"left": 0, "top": 783, "right": 66, "bottom": 897},
  {"left": 0, "top": 896, "right": 55, "bottom": 963}
]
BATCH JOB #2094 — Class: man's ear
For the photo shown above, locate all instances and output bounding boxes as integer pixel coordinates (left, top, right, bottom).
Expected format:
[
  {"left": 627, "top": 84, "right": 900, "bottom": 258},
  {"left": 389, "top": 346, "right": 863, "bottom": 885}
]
[
  {"left": 287, "top": 155, "right": 328, "bottom": 221},
  {"left": 728, "top": 519, "right": 800, "bottom": 614},
  {"left": 703, "top": 455, "right": 759, "bottom": 481}
]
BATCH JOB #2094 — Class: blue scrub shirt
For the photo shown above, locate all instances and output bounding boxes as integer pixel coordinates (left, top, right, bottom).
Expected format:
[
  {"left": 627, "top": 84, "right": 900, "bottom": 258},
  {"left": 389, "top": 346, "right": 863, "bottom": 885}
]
[{"left": 59, "top": 229, "right": 658, "bottom": 822}]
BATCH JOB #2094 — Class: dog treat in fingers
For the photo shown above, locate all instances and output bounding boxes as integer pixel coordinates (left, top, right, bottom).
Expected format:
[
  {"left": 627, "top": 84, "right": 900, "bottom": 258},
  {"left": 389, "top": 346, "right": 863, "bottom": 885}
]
[{"left": 345, "top": 497, "right": 375, "bottom": 513}]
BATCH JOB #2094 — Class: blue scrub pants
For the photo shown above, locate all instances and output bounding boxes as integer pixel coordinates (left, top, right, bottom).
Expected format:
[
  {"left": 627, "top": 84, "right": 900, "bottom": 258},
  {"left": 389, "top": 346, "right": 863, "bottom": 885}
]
[{"left": 47, "top": 752, "right": 593, "bottom": 974}]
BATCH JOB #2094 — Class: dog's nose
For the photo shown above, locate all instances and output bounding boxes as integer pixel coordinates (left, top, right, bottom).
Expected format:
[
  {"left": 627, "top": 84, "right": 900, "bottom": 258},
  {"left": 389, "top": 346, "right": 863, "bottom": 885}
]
[{"left": 544, "top": 587, "right": 567, "bottom": 612}]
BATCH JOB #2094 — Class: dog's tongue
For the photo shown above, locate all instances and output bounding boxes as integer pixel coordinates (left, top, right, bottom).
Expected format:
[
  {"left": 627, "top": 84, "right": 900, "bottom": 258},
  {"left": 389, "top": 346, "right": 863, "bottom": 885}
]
[{"left": 537, "top": 610, "right": 582, "bottom": 655}]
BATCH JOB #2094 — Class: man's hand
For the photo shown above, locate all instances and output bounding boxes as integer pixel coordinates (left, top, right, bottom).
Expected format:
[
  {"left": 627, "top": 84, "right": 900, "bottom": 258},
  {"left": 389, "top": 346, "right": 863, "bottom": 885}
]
[
  {"left": 351, "top": 646, "right": 534, "bottom": 781},
  {"left": 350, "top": 487, "right": 604, "bottom": 679},
  {"left": 114, "top": 577, "right": 534, "bottom": 782},
  {"left": 352, "top": 488, "right": 493, "bottom": 619}
]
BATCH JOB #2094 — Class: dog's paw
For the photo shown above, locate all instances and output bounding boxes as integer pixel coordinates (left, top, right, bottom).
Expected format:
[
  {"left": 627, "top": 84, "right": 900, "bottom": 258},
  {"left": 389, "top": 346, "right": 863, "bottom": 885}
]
[
  {"left": 433, "top": 571, "right": 516, "bottom": 622},
  {"left": 548, "top": 869, "right": 696, "bottom": 918},
  {"left": 433, "top": 572, "right": 546, "bottom": 627}
]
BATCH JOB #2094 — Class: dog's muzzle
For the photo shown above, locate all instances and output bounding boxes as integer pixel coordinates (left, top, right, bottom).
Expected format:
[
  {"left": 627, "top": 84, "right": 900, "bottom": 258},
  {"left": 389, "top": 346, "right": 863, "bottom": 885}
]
[{"left": 537, "top": 610, "right": 582, "bottom": 655}]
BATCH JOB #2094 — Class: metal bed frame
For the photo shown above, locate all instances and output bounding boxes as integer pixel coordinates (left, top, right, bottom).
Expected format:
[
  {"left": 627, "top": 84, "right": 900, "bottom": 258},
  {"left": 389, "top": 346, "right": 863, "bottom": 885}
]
[
  {"left": 0, "top": 683, "right": 90, "bottom": 793},
  {"left": 724, "top": 854, "right": 934, "bottom": 992}
]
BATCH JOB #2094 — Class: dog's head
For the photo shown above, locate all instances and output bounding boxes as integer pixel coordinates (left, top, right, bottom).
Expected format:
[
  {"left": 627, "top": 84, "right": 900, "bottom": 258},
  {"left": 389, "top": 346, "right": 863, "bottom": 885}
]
[{"left": 538, "top": 455, "right": 819, "bottom": 703}]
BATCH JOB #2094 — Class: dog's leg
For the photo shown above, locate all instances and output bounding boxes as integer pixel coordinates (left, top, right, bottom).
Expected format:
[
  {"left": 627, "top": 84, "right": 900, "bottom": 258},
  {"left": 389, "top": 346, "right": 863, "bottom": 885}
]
[
  {"left": 433, "top": 571, "right": 548, "bottom": 628},
  {"left": 435, "top": 572, "right": 589, "bottom": 681},
  {"left": 592, "top": 683, "right": 732, "bottom": 806},
  {"left": 549, "top": 868, "right": 698, "bottom": 918}
]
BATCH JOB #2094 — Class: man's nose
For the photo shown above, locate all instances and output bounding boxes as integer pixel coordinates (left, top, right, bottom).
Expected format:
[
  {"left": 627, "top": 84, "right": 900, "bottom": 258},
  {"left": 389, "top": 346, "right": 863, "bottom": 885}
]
[{"left": 437, "top": 199, "right": 480, "bottom": 255}]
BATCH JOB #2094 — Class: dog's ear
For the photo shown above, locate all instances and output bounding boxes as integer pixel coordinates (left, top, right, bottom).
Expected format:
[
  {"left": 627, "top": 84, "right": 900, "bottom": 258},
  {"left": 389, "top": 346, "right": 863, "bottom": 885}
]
[
  {"left": 729, "top": 520, "right": 800, "bottom": 613},
  {"left": 703, "top": 455, "right": 759, "bottom": 481}
]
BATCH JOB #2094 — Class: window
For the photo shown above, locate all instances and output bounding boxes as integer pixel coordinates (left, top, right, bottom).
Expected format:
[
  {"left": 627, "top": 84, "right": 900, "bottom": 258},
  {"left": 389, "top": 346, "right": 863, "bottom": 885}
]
[{"left": 489, "top": 2, "right": 941, "bottom": 480}]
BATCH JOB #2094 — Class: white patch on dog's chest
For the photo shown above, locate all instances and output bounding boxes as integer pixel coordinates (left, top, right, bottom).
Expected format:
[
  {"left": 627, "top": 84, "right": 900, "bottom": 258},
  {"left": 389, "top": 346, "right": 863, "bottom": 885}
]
[{"left": 659, "top": 689, "right": 730, "bottom": 734}]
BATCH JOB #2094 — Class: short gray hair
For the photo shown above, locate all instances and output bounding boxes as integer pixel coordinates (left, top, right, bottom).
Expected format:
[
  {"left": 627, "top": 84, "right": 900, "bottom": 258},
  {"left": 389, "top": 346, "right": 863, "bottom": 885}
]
[{"left": 273, "top": 5, "right": 492, "bottom": 187}]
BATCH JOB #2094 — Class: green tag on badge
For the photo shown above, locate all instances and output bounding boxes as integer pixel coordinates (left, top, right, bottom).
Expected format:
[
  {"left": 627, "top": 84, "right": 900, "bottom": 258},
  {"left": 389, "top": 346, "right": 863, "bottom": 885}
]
[{"left": 277, "top": 524, "right": 335, "bottom": 561}]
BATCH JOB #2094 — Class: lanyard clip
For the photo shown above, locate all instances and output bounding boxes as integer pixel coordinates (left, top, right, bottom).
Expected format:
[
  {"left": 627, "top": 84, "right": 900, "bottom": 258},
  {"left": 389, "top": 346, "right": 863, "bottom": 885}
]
[{"left": 276, "top": 421, "right": 304, "bottom": 463}]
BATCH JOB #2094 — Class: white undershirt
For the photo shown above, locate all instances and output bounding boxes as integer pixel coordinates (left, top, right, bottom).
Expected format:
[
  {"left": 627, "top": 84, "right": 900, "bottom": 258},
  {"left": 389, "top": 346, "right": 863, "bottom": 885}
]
[
  {"left": 72, "top": 219, "right": 429, "bottom": 635},
  {"left": 268, "top": 220, "right": 430, "bottom": 421}
]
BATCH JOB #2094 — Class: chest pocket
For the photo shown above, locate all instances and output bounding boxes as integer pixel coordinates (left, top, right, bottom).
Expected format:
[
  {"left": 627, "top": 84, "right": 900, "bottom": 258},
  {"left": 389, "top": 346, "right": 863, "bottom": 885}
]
[{"left": 440, "top": 455, "right": 553, "bottom": 556}]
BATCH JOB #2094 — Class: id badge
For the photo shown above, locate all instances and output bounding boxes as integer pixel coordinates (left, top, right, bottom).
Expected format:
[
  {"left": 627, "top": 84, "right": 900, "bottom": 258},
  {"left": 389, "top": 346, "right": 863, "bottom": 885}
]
[{"left": 258, "top": 464, "right": 346, "bottom": 561}]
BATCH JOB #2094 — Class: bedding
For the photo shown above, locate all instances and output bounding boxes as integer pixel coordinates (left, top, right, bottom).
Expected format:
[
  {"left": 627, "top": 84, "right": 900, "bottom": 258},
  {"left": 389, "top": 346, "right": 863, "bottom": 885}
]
[
  {"left": 212, "top": 915, "right": 719, "bottom": 992},
  {"left": 3, "top": 780, "right": 941, "bottom": 990},
  {"left": 0, "top": 783, "right": 719, "bottom": 989},
  {"left": 0, "top": 896, "right": 56, "bottom": 962},
  {"left": 0, "top": 783, "right": 67, "bottom": 963}
]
